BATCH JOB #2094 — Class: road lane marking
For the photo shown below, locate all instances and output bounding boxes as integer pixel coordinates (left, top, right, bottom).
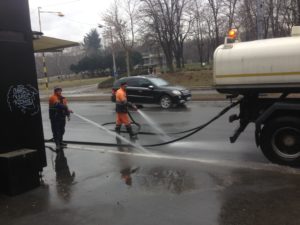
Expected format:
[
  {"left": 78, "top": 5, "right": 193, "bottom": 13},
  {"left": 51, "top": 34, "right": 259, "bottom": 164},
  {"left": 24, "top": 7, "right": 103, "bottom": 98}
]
[{"left": 66, "top": 144, "right": 300, "bottom": 175}]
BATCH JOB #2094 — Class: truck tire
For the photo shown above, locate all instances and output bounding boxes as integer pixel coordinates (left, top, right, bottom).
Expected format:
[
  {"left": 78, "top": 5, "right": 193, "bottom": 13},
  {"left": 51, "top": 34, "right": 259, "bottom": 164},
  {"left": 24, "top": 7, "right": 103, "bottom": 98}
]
[{"left": 260, "top": 116, "right": 300, "bottom": 166}]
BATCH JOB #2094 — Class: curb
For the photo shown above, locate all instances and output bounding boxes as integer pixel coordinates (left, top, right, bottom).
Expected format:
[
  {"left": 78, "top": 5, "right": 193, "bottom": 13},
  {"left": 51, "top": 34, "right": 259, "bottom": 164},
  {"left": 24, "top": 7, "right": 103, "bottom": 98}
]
[{"left": 40, "top": 94, "right": 226, "bottom": 102}]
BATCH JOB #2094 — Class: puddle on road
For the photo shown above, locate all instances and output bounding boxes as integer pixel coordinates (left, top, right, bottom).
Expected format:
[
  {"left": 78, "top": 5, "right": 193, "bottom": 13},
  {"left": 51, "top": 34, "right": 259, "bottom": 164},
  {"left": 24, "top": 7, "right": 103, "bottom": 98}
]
[
  {"left": 54, "top": 150, "right": 76, "bottom": 202},
  {"left": 111, "top": 145, "right": 237, "bottom": 195}
]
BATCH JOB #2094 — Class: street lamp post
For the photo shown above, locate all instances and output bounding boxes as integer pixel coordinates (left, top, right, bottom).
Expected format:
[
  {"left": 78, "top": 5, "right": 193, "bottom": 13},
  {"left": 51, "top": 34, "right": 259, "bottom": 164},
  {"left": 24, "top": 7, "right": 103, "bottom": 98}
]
[
  {"left": 98, "top": 24, "right": 117, "bottom": 80},
  {"left": 38, "top": 7, "right": 64, "bottom": 89}
]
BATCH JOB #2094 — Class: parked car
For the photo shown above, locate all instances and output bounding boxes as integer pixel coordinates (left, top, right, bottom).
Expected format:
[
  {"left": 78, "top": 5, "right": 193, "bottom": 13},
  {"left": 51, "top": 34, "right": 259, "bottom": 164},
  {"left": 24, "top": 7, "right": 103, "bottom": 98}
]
[{"left": 111, "top": 75, "right": 192, "bottom": 109}]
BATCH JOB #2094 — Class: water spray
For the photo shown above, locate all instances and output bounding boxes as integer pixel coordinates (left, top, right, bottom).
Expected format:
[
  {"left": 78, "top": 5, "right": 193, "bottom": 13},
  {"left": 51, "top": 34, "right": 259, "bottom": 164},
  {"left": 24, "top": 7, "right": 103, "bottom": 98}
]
[
  {"left": 72, "top": 113, "right": 151, "bottom": 154},
  {"left": 135, "top": 109, "right": 171, "bottom": 141}
]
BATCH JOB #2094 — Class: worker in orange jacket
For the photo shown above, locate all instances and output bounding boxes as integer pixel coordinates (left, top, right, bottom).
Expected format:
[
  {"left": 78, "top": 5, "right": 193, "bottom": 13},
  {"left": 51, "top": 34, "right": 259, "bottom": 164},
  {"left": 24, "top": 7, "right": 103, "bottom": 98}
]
[
  {"left": 49, "top": 87, "right": 73, "bottom": 150},
  {"left": 115, "top": 81, "right": 137, "bottom": 141}
]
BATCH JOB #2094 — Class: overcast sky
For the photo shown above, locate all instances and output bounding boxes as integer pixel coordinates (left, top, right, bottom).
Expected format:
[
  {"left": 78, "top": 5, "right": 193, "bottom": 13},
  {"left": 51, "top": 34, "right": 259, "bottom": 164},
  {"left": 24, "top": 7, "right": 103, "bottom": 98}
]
[{"left": 29, "top": 0, "right": 113, "bottom": 42}]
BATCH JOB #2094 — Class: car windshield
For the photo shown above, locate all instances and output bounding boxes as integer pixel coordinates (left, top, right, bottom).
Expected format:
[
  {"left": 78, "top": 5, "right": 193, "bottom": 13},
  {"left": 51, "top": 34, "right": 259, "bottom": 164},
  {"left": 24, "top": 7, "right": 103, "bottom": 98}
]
[{"left": 148, "top": 78, "right": 169, "bottom": 86}]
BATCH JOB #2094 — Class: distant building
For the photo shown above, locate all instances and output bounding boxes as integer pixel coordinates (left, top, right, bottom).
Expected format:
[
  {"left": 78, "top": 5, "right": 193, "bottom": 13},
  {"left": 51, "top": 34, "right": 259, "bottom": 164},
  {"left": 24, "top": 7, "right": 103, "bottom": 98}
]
[{"left": 142, "top": 53, "right": 165, "bottom": 68}]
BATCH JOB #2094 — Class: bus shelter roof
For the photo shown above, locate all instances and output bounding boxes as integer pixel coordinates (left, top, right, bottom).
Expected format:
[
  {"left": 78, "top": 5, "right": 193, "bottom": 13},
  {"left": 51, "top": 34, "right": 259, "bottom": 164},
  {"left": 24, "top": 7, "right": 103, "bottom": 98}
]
[{"left": 33, "top": 36, "right": 79, "bottom": 53}]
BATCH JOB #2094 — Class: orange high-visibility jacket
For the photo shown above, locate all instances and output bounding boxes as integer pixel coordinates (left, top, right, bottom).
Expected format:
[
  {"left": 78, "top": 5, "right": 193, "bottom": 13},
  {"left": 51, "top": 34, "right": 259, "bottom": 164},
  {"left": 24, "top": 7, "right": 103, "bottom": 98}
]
[
  {"left": 115, "top": 88, "right": 128, "bottom": 113},
  {"left": 49, "top": 94, "right": 68, "bottom": 106},
  {"left": 116, "top": 88, "right": 127, "bottom": 103},
  {"left": 115, "top": 88, "right": 130, "bottom": 125},
  {"left": 49, "top": 94, "right": 69, "bottom": 119}
]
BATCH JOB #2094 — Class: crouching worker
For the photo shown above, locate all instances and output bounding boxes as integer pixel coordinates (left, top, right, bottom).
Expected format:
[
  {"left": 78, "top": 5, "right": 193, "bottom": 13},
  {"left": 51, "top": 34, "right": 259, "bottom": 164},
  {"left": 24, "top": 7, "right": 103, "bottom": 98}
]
[
  {"left": 115, "top": 81, "right": 137, "bottom": 142},
  {"left": 49, "top": 87, "right": 73, "bottom": 150}
]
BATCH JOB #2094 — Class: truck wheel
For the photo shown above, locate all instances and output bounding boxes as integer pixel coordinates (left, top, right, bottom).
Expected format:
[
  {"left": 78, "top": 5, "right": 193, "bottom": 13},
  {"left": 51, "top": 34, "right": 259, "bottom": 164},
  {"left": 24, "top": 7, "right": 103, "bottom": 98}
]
[
  {"left": 160, "top": 95, "right": 172, "bottom": 109},
  {"left": 260, "top": 116, "right": 300, "bottom": 166}
]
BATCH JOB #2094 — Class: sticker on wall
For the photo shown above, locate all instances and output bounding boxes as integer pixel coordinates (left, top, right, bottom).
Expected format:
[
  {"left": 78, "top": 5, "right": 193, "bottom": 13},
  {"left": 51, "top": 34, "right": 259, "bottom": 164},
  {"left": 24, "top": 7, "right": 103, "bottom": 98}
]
[{"left": 7, "top": 84, "right": 40, "bottom": 116}]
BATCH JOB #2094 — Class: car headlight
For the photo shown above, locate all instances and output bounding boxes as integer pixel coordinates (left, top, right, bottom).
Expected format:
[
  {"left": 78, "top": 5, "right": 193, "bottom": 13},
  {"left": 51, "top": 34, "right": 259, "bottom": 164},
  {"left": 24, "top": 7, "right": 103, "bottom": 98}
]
[{"left": 172, "top": 90, "right": 181, "bottom": 96}]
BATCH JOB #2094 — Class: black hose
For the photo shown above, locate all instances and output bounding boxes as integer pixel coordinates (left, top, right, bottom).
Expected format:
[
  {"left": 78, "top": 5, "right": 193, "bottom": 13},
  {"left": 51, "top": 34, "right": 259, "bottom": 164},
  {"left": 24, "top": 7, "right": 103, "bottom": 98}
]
[
  {"left": 45, "top": 140, "right": 132, "bottom": 148},
  {"left": 103, "top": 104, "right": 237, "bottom": 136},
  {"left": 102, "top": 110, "right": 208, "bottom": 136},
  {"left": 45, "top": 100, "right": 240, "bottom": 148},
  {"left": 128, "top": 110, "right": 141, "bottom": 135},
  {"left": 45, "top": 145, "right": 57, "bottom": 153},
  {"left": 143, "top": 100, "right": 240, "bottom": 147}
]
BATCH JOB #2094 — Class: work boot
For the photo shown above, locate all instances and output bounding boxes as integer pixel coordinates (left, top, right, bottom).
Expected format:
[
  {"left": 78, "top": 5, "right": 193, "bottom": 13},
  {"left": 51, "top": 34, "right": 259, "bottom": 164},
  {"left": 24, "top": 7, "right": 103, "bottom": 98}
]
[
  {"left": 115, "top": 125, "right": 121, "bottom": 134},
  {"left": 126, "top": 125, "right": 137, "bottom": 142},
  {"left": 115, "top": 125, "right": 122, "bottom": 143},
  {"left": 56, "top": 143, "right": 62, "bottom": 152}
]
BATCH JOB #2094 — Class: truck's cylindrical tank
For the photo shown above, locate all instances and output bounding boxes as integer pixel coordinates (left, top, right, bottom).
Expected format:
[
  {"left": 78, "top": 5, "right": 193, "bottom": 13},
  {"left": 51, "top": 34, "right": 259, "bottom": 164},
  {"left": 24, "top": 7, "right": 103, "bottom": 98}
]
[{"left": 214, "top": 35, "right": 300, "bottom": 94}]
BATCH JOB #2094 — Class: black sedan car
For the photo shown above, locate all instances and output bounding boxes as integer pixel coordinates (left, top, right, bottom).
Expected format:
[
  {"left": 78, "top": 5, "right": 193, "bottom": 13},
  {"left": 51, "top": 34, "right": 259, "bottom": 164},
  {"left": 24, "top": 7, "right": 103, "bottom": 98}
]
[{"left": 111, "top": 76, "right": 191, "bottom": 109}]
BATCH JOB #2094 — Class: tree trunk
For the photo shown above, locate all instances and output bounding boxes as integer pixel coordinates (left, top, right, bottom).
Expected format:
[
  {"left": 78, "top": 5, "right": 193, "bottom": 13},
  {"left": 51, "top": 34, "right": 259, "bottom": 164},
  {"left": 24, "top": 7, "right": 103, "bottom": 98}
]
[
  {"left": 180, "top": 41, "right": 184, "bottom": 68},
  {"left": 157, "top": 48, "right": 163, "bottom": 71},
  {"left": 196, "top": 37, "right": 203, "bottom": 66},
  {"left": 181, "top": 54, "right": 185, "bottom": 68},
  {"left": 173, "top": 39, "right": 185, "bottom": 69},
  {"left": 161, "top": 43, "right": 174, "bottom": 72},
  {"left": 126, "top": 50, "right": 130, "bottom": 77},
  {"left": 165, "top": 52, "right": 174, "bottom": 72},
  {"left": 297, "top": 0, "right": 300, "bottom": 25},
  {"left": 175, "top": 52, "right": 181, "bottom": 69},
  {"left": 215, "top": 23, "right": 219, "bottom": 48}
]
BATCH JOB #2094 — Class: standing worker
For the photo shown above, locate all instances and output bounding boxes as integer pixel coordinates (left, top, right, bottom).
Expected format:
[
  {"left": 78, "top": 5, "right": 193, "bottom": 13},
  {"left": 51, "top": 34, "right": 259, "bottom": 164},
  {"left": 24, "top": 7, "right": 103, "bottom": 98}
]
[
  {"left": 115, "top": 81, "right": 137, "bottom": 141},
  {"left": 49, "top": 87, "right": 73, "bottom": 150}
]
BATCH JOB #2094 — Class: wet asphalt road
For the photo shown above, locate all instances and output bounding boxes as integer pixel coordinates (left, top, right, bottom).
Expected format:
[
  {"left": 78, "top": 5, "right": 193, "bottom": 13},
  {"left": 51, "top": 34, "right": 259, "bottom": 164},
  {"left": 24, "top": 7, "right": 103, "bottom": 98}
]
[{"left": 1, "top": 101, "right": 300, "bottom": 225}]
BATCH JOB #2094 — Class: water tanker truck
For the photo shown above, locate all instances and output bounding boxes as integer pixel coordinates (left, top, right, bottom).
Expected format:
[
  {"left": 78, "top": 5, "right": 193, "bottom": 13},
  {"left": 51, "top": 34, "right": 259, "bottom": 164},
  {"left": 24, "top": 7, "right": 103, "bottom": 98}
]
[{"left": 214, "top": 26, "right": 300, "bottom": 166}]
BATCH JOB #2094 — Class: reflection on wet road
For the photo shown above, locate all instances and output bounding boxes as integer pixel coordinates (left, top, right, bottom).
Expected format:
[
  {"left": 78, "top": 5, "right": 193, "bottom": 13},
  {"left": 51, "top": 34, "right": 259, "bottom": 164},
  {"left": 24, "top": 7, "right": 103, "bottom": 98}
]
[
  {"left": 1, "top": 101, "right": 300, "bottom": 225},
  {"left": 55, "top": 150, "right": 76, "bottom": 202}
]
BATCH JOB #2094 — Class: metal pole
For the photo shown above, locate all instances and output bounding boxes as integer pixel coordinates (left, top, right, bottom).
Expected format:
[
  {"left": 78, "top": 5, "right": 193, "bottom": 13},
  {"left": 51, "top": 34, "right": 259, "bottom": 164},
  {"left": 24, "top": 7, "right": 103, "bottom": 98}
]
[
  {"left": 38, "top": 7, "right": 49, "bottom": 89},
  {"left": 38, "top": 7, "right": 42, "bottom": 32},
  {"left": 99, "top": 24, "right": 118, "bottom": 80},
  {"left": 110, "top": 27, "right": 117, "bottom": 80},
  {"left": 256, "top": 0, "right": 264, "bottom": 40}
]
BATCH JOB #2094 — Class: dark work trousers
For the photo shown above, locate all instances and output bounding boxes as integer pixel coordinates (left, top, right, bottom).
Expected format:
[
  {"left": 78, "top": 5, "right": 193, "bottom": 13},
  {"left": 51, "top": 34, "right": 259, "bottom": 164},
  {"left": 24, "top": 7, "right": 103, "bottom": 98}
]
[{"left": 50, "top": 117, "right": 66, "bottom": 147}]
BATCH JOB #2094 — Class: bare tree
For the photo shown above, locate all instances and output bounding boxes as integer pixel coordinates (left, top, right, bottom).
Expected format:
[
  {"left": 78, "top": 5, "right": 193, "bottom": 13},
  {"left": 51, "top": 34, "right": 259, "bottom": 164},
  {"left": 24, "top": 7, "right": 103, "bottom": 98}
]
[
  {"left": 221, "top": 0, "right": 239, "bottom": 29},
  {"left": 296, "top": 0, "right": 300, "bottom": 25},
  {"left": 140, "top": 0, "right": 177, "bottom": 72},
  {"left": 238, "top": 0, "right": 257, "bottom": 41},
  {"left": 207, "top": 0, "right": 223, "bottom": 47},
  {"left": 35, "top": 47, "right": 84, "bottom": 78},
  {"left": 103, "top": 0, "right": 140, "bottom": 76},
  {"left": 172, "top": 0, "right": 194, "bottom": 68},
  {"left": 281, "top": 0, "right": 296, "bottom": 31},
  {"left": 140, "top": 0, "right": 194, "bottom": 71},
  {"left": 203, "top": 3, "right": 218, "bottom": 62},
  {"left": 182, "top": 0, "right": 300, "bottom": 64},
  {"left": 98, "top": 0, "right": 300, "bottom": 72},
  {"left": 193, "top": 0, "right": 206, "bottom": 64}
]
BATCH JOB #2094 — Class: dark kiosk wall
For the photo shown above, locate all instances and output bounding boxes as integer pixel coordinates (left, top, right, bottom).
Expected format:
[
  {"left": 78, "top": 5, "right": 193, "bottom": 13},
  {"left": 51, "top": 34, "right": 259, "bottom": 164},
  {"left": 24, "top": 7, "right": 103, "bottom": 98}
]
[{"left": 0, "top": 0, "right": 46, "bottom": 169}]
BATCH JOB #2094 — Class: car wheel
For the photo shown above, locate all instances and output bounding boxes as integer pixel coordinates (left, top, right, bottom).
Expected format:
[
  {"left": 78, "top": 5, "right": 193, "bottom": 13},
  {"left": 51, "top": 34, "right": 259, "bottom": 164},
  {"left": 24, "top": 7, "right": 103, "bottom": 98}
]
[
  {"left": 160, "top": 95, "right": 172, "bottom": 109},
  {"left": 260, "top": 116, "right": 300, "bottom": 167}
]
